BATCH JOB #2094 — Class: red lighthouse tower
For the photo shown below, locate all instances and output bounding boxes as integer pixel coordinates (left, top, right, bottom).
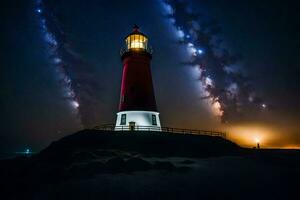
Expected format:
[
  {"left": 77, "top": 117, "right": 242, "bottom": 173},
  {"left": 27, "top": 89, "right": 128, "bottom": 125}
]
[{"left": 115, "top": 26, "right": 161, "bottom": 131}]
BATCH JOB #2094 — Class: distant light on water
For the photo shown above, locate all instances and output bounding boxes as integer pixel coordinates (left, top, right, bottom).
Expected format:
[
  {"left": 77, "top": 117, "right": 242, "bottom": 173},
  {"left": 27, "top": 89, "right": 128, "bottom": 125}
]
[
  {"left": 15, "top": 148, "right": 34, "bottom": 156},
  {"left": 227, "top": 125, "right": 271, "bottom": 148},
  {"left": 25, "top": 149, "right": 30, "bottom": 154}
]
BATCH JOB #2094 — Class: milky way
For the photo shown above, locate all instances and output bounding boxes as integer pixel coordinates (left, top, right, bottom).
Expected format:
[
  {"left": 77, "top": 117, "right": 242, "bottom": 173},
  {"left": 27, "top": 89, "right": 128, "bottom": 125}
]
[
  {"left": 35, "top": 0, "right": 101, "bottom": 128},
  {"left": 160, "top": 0, "right": 267, "bottom": 123},
  {"left": 35, "top": 0, "right": 81, "bottom": 120}
]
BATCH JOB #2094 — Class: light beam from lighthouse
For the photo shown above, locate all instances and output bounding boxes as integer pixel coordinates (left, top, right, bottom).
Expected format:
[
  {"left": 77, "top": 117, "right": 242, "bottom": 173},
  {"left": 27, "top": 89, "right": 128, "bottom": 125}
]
[{"left": 115, "top": 25, "right": 161, "bottom": 131}]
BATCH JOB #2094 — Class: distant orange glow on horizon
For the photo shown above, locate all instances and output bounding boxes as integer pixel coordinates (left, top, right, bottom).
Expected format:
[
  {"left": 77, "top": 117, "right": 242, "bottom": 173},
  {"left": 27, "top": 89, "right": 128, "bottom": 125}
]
[{"left": 225, "top": 124, "right": 300, "bottom": 149}]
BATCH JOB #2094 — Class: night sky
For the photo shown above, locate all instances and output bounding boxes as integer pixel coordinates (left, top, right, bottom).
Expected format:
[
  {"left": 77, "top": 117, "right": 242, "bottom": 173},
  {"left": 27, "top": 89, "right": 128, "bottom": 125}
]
[{"left": 1, "top": 0, "right": 299, "bottom": 154}]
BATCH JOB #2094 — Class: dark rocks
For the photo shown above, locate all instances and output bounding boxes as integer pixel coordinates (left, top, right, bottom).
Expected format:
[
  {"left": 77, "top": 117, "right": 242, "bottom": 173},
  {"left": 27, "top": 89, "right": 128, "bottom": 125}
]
[
  {"left": 124, "top": 157, "right": 152, "bottom": 172},
  {"left": 93, "top": 150, "right": 118, "bottom": 157},
  {"left": 153, "top": 161, "right": 176, "bottom": 171},
  {"left": 38, "top": 130, "right": 241, "bottom": 160},
  {"left": 105, "top": 157, "right": 126, "bottom": 172},
  {"left": 71, "top": 151, "right": 97, "bottom": 162},
  {"left": 180, "top": 159, "right": 195, "bottom": 164},
  {"left": 104, "top": 157, "right": 178, "bottom": 173},
  {"left": 176, "top": 166, "right": 191, "bottom": 172},
  {"left": 105, "top": 157, "right": 152, "bottom": 173}
]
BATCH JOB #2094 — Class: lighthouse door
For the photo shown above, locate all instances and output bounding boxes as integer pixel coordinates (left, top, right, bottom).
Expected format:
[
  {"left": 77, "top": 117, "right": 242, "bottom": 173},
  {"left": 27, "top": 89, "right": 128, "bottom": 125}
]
[{"left": 129, "top": 121, "right": 136, "bottom": 131}]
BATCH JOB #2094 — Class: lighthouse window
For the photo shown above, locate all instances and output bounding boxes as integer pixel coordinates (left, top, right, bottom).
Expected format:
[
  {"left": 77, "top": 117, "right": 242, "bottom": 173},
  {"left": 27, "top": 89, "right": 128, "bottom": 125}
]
[
  {"left": 152, "top": 114, "right": 157, "bottom": 125},
  {"left": 120, "top": 114, "right": 126, "bottom": 125},
  {"left": 126, "top": 34, "right": 147, "bottom": 50}
]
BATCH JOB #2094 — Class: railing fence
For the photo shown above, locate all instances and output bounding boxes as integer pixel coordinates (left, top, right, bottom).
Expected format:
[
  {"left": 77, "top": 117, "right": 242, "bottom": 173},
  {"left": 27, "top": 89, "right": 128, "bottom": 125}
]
[{"left": 93, "top": 124, "right": 226, "bottom": 138}]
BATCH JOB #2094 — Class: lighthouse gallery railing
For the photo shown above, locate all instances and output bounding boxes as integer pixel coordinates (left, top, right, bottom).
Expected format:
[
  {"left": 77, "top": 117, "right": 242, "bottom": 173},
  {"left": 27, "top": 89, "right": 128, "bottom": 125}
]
[
  {"left": 94, "top": 124, "right": 226, "bottom": 138},
  {"left": 120, "top": 45, "right": 153, "bottom": 56}
]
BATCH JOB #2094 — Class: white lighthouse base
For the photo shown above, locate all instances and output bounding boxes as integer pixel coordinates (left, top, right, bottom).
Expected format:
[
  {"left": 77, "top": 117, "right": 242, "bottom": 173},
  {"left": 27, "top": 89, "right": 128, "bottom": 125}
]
[{"left": 115, "top": 111, "right": 161, "bottom": 131}]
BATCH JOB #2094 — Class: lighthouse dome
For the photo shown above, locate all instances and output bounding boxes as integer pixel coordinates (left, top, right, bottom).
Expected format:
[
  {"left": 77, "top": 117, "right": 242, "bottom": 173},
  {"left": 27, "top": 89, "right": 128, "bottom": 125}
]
[{"left": 123, "top": 25, "right": 151, "bottom": 53}]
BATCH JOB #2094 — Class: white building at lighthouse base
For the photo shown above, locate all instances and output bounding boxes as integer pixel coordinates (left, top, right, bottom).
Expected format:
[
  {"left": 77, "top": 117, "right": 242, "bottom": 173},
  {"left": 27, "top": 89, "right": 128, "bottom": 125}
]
[{"left": 115, "top": 111, "right": 161, "bottom": 131}]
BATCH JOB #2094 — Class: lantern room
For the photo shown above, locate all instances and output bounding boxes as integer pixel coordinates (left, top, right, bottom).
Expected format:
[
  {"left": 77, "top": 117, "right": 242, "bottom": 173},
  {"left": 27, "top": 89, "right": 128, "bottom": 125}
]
[{"left": 124, "top": 25, "right": 149, "bottom": 52}]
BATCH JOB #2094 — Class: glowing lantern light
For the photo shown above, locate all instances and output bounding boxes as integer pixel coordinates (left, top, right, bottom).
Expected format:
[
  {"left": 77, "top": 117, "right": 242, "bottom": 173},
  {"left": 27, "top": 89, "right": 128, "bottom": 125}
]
[{"left": 125, "top": 26, "right": 148, "bottom": 51}]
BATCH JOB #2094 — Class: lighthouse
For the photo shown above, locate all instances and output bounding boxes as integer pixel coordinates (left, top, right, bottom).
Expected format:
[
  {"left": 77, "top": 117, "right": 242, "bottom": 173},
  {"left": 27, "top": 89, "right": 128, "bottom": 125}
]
[{"left": 115, "top": 25, "right": 161, "bottom": 131}]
